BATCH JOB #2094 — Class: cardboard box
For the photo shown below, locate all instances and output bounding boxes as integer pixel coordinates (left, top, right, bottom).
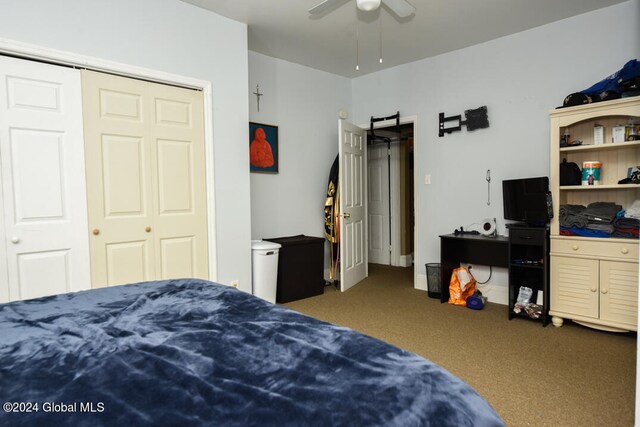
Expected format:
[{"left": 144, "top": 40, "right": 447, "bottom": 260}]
[
  {"left": 612, "top": 125, "right": 626, "bottom": 143},
  {"left": 594, "top": 125, "right": 604, "bottom": 145}
]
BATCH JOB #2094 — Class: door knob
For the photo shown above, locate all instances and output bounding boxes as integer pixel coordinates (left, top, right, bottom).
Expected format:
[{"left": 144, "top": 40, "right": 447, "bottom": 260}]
[
  {"left": 145, "top": 226, "right": 152, "bottom": 232},
  {"left": 342, "top": 213, "right": 351, "bottom": 219},
  {"left": 10, "top": 236, "right": 19, "bottom": 244},
  {"left": 92, "top": 229, "right": 100, "bottom": 236},
  {"left": 601, "top": 288, "right": 608, "bottom": 294}
]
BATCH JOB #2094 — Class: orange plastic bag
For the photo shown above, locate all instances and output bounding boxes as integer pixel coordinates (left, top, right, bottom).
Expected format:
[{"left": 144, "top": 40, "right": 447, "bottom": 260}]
[{"left": 448, "top": 267, "right": 477, "bottom": 306}]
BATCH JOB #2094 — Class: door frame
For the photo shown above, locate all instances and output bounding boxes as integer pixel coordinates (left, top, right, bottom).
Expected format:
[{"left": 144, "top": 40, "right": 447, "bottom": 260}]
[
  {"left": 360, "top": 115, "right": 420, "bottom": 289},
  {"left": 0, "top": 37, "right": 218, "bottom": 281}
]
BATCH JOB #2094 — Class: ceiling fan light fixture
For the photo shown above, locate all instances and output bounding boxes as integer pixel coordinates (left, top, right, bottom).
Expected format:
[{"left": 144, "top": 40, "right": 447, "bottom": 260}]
[{"left": 356, "top": 0, "right": 381, "bottom": 12}]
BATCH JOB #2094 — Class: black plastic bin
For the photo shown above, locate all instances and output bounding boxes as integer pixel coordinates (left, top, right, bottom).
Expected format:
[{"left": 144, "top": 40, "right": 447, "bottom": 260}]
[
  {"left": 425, "top": 263, "right": 441, "bottom": 299},
  {"left": 264, "top": 235, "right": 325, "bottom": 303}
]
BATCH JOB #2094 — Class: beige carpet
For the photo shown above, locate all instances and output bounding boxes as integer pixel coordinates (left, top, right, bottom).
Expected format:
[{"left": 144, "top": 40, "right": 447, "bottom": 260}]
[{"left": 284, "top": 264, "right": 637, "bottom": 427}]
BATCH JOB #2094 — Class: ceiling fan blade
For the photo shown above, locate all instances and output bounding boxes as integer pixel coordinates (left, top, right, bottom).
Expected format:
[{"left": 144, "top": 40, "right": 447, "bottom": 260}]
[
  {"left": 308, "top": 0, "right": 349, "bottom": 15},
  {"left": 382, "top": 0, "right": 415, "bottom": 18}
]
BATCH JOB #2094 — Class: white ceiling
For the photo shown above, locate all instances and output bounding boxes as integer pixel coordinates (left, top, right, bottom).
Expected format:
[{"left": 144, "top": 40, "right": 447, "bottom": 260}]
[{"left": 181, "top": 0, "right": 627, "bottom": 78}]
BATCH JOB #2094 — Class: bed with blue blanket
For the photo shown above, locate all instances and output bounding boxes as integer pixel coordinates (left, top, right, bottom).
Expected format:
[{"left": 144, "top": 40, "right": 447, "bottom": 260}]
[{"left": 0, "top": 279, "right": 504, "bottom": 426}]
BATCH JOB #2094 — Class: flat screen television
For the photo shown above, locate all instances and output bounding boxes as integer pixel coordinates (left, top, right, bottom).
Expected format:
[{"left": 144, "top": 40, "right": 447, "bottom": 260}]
[{"left": 502, "top": 176, "right": 551, "bottom": 226}]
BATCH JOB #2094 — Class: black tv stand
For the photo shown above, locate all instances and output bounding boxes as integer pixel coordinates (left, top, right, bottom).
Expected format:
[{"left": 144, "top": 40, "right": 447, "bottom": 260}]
[
  {"left": 506, "top": 222, "right": 527, "bottom": 229},
  {"left": 508, "top": 226, "right": 550, "bottom": 326},
  {"left": 506, "top": 222, "right": 547, "bottom": 229}
]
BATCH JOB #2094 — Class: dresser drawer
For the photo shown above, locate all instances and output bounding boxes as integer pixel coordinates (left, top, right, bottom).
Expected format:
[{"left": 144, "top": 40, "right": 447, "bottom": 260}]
[
  {"left": 552, "top": 237, "right": 639, "bottom": 261},
  {"left": 509, "top": 228, "right": 546, "bottom": 246}
]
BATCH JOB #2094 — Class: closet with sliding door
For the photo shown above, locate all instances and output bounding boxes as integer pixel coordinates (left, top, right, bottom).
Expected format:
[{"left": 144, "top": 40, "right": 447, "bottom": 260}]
[
  {"left": 82, "top": 70, "right": 209, "bottom": 287},
  {"left": 0, "top": 56, "right": 209, "bottom": 302}
]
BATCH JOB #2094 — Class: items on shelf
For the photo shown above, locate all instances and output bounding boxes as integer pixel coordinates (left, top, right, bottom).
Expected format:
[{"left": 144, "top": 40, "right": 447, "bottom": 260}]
[
  {"left": 512, "top": 259, "right": 543, "bottom": 266},
  {"left": 594, "top": 124, "right": 604, "bottom": 145},
  {"left": 560, "top": 159, "right": 582, "bottom": 185},
  {"left": 559, "top": 59, "right": 640, "bottom": 108},
  {"left": 626, "top": 120, "right": 639, "bottom": 141},
  {"left": 581, "top": 161, "right": 601, "bottom": 185},
  {"left": 560, "top": 157, "right": 640, "bottom": 186},
  {"left": 513, "top": 286, "right": 543, "bottom": 319},
  {"left": 613, "top": 125, "right": 626, "bottom": 143},
  {"left": 559, "top": 201, "right": 640, "bottom": 239},
  {"left": 619, "top": 166, "right": 640, "bottom": 184}
]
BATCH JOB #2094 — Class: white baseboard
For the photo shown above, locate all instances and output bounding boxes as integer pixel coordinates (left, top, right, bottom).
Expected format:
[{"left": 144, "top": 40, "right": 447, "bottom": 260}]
[
  {"left": 475, "top": 285, "right": 508, "bottom": 306},
  {"left": 415, "top": 273, "right": 427, "bottom": 291},
  {"left": 399, "top": 254, "right": 413, "bottom": 267}
]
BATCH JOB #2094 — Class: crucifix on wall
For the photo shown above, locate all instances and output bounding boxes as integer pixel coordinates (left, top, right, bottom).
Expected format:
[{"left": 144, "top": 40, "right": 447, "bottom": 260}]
[{"left": 253, "top": 84, "right": 263, "bottom": 112}]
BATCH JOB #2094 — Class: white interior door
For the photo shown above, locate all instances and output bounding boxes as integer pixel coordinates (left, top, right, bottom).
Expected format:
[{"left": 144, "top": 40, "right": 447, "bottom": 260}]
[
  {"left": 367, "top": 144, "right": 390, "bottom": 265},
  {"left": 0, "top": 56, "right": 90, "bottom": 302},
  {"left": 339, "top": 119, "right": 367, "bottom": 291}
]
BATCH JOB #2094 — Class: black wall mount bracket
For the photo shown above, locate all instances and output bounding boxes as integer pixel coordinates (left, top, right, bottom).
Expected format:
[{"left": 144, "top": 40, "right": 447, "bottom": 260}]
[{"left": 439, "top": 105, "right": 489, "bottom": 137}]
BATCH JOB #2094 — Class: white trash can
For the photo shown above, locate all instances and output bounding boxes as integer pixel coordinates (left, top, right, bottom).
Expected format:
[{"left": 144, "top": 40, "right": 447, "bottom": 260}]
[{"left": 251, "top": 240, "right": 281, "bottom": 303}]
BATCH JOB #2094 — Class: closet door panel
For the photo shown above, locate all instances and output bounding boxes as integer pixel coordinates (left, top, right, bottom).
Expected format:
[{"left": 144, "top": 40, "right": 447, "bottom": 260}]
[
  {"left": 0, "top": 56, "right": 90, "bottom": 302},
  {"left": 17, "top": 250, "right": 70, "bottom": 300},
  {"left": 157, "top": 139, "right": 193, "bottom": 214},
  {"left": 150, "top": 82, "right": 208, "bottom": 280},
  {"left": 9, "top": 129, "right": 65, "bottom": 220},
  {"left": 82, "top": 70, "right": 154, "bottom": 287},
  {"left": 101, "top": 134, "right": 148, "bottom": 216},
  {"left": 105, "top": 241, "right": 152, "bottom": 284},
  {"left": 160, "top": 237, "right": 195, "bottom": 279}
]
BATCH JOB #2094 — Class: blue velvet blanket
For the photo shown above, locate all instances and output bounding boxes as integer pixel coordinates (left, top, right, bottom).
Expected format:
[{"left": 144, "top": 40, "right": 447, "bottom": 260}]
[{"left": 0, "top": 279, "right": 504, "bottom": 426}]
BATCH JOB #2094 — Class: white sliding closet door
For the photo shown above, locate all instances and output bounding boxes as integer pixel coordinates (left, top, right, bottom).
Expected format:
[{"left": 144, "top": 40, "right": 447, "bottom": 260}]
[
  {"left": 0, "top": 56, "right": 90, "bottom": 302},
  {"left": 82, "top": 70, "right": 208, "bottom": 287}
]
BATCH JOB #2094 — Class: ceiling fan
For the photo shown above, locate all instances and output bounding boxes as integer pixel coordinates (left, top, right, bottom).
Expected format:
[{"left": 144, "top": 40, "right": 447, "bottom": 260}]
[{"left": 309, "top": 0, "right": 415, "bottom": 18}]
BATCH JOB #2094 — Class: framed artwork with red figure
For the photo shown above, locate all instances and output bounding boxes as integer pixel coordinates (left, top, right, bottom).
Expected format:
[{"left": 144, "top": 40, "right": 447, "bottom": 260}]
[{"left": 249, "top": 122, "right": 278, "bottom": 173}]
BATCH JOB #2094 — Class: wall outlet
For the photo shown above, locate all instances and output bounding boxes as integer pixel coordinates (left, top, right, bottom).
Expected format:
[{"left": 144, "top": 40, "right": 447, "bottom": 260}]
[{"left": 230, "top": 280, "right": 239, "bottom": 288}]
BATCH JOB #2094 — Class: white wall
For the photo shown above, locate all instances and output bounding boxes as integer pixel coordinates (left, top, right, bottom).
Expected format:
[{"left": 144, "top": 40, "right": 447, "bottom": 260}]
[
  {"left": 248, "top": 52, "right": 351, "bottom": 276},
  {"left": 352, "top": 0, "right": 640, "bottom": 303},
  {"left": 0, "top": 0, "right": 253, "bottom": 291}
]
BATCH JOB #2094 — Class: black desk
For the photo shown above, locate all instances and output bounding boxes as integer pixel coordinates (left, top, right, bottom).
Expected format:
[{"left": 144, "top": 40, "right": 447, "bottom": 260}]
[{"left": 439, "top": 234, "right": 509, "bottom": 303}]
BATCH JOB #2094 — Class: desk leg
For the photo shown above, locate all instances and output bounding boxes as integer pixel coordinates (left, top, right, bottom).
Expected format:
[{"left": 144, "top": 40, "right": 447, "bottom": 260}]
[{"left": 440, "top": 240, "right": 457, "bottom": 304}]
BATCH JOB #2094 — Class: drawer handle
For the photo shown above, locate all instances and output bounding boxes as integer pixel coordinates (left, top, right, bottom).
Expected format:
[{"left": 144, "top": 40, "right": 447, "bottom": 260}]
[
  {"left": 572, "top": 245, "right": 579, "bottom": 251},
  {"left": 590, "top": 286, "right": 597, "bottom": 293},
  {"left": 520, "top": 236, "right": 533, "bottom": 240},
  {"left": 601, "top": 288, "right": 608, "bottom": 295},
  {"left": 621, "top": 248, "right": 629, "bottom": 254}
]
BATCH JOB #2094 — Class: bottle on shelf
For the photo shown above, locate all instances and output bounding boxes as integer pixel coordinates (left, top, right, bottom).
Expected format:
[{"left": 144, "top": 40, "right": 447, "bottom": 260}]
[{"left": 561, "top": 128, "right": 571, "bottom": 147}]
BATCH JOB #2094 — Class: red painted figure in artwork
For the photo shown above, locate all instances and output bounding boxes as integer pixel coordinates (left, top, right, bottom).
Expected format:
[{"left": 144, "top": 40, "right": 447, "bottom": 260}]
[{"left": 250, "top": 127, "right": 274, "bottom": 168}]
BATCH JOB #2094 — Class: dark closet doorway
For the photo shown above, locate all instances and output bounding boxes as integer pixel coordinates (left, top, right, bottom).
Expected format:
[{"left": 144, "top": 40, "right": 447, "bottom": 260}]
[{"left": 366, "top": 122, "right": 414, "bottom": 269}]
